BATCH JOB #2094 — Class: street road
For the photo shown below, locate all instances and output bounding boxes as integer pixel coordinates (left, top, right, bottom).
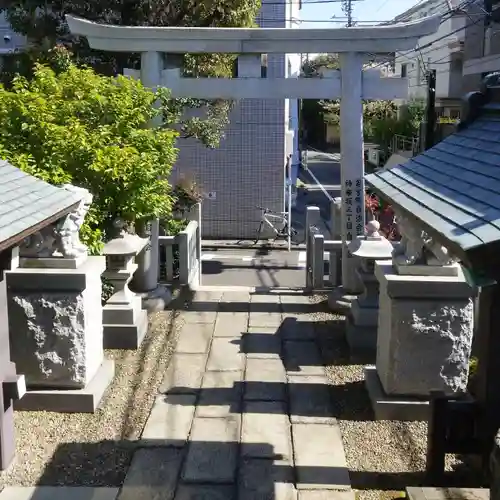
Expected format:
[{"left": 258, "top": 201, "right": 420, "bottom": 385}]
[
  {"left": 200, "top": 149, "right": 340, "bottom": 288},
  {"left": 297, "top": 149, "right": 341, "bottom": 230},
  {"left": 200, "top": 247, "right": 330, "bottom": 288}
]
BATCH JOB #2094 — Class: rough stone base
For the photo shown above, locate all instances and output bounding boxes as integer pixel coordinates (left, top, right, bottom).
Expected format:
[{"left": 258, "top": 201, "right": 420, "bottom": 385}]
[
  {"left": 103, "top": 310, "right": 148, "bottom": 350},
  {"left": 345, "top": 317, "right": 376, "bottom": 357},
  {"left": 14, "top": 360, "right": 115, "bottom": 413},
  {"left": 364, "top": 365, "right": 429, "bottom": 421},
  {"left": 327, "top": 287, "right": 358, "bottom": 313},
  {"left": 140, "top": 285, "right": 173, "bottom": 312},
  {"left": 406, "top": 487, "right": 489, "bottom": 500},
  {"left": 351, "top": 300, "right": 378, "bottom": 326},
  {"left": 0, "top": 487, "right": 119, "bottom": 500}
]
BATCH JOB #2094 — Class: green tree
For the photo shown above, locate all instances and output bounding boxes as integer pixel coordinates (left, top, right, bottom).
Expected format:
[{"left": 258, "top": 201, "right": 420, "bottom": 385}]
[
  {"left": 0, "top": 0, "right": 261, "bottom": 148},
  {"left": 0, "top": 62, "right": 178, "bottom": 253},
  {"left": 302, "top": 54, "right": 339, "bottom": 78}
]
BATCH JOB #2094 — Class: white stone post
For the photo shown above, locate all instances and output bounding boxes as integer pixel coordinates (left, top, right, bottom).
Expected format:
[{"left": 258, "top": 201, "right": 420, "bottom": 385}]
[
  {"left": 134, "top": 51, "right": 163, "bottom": 294},
  {"left": 339, "top": 52, "right": 365, "bottom": 294}
]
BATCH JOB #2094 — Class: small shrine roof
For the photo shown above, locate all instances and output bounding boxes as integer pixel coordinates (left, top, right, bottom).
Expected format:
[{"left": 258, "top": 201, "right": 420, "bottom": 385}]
[
  {"left": 365, "top": 76, "right": 500, "bottom": 269},
  {"left": 0, "top": 161, "right": 81, "bottom": 251}
]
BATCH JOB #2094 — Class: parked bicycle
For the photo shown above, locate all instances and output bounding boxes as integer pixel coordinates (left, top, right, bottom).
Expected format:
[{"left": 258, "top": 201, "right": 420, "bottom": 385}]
[{"left": 253, "top": 206, "right": 304, "bottom": 245}]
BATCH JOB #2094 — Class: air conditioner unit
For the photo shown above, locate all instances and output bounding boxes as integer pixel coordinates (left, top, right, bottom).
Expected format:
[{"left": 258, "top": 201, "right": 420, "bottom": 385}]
[{"left": 367, "top": 147, "right": 380, "bottom": 167}]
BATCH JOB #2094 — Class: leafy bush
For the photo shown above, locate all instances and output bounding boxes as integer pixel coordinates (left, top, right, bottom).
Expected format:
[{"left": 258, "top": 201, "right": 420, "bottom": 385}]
[
  {"left": 0, "top": 63, "right": 178, "bottom": 254},
  {"left": 172, "top": 175, "right": 204, "bottom": 212}
]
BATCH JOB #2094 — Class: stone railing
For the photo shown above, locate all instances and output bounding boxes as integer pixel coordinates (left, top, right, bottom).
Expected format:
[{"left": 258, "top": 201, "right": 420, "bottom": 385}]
[
  {"left": 159, "top": 222, "right": 201, "bottom": 288},
  {"left": 305, "top": 205, "right": 342, "bottom": 290},
  {"left": 159, "top": 203, "right": 202, "bottom": 289}
]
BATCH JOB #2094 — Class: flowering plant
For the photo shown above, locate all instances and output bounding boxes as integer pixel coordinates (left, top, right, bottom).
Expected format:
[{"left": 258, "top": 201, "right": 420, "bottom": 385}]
[{"left": 365, "top": 192, "right": 400, "bottom": 241}]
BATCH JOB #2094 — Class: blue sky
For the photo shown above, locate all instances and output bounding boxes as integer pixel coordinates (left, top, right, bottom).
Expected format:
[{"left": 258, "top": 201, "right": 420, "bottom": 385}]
[{"left": 299, "top": 0, "right": 421, "bottom": 28}]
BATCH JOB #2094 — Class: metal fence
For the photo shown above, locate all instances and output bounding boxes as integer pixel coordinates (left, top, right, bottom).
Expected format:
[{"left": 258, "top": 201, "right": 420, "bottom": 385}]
[{"left": 390, "top": 134, "right": 420, "bottom": 156}]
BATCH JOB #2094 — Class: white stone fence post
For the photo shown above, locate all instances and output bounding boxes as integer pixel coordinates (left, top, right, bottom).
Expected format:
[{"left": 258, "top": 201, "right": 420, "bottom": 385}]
[{"left": 305, "top": 205, "right": 342, "bottom": 290}]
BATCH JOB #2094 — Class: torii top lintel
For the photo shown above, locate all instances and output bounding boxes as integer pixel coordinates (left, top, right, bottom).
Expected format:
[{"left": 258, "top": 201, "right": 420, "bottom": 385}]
[{"left": 66, "top": 15, "right": 441, "bottom": 54}]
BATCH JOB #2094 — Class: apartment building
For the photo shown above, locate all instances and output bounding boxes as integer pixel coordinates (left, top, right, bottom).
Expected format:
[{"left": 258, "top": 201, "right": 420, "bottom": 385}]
[
  {"left": 463, "top": 0, "right": 500, "bottom": 91},
  {"left": 0, "top": 12, "right": 27, "bottom": 69},
  {"left": 172, "top": 0, "right": 301, "bottom": 239},
  {"left": 393, "top": 0, "right": 466, "bottom": 117}
]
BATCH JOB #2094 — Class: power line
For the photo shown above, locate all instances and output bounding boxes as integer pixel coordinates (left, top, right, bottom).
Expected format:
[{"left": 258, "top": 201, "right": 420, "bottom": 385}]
[
  {"left": 367, "top": 0, "right": 486, "bottom": 72},
  {"left": 263, "top": 0, "right": 363, "bottom": 4},
  {"left": 376, "top": 0, "right": 394, "bottom": 11}
]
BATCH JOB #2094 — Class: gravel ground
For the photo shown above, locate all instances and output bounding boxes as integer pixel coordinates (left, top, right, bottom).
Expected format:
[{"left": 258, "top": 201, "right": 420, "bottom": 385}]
[
  {"left": 310, "top": 295, "right": 476, "bottom": 500},
  {"left": 0, "top": 309, "right": 181, "bottom": 490}
]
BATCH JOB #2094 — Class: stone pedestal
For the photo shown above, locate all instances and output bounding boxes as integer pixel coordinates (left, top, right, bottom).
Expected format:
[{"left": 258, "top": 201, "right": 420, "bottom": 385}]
[
  {"left": 0, "top": 248, "right": 25, "bottom": 471},
  {"left": 102, "top": 227, "right": 149, "bottom": 349},
  {"left": 365, "top": 260, "right": 475, "bottom": 421},
  {"left": 103, "top": 290, "right": 148, "bottom": 350},
  {"left": 5, "top": 256, "right": 115, "bottom": 413},
  {"left": 346, "top": 266, "right": 384, "bottom": 355},
  {"left": 345, "top": 221, "right": 393, "bottom": 356}
]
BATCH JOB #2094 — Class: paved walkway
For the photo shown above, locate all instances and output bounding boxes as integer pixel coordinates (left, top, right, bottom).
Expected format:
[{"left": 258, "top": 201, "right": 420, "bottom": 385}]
[
  {"left": 1, "top": 289, "right": 352, "bottom": 500},
  {"left": 126, "top": 289, "right": 352, "bottom": 500}
]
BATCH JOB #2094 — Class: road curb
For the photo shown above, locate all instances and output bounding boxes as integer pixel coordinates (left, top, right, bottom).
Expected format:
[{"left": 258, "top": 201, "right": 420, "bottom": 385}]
[{"left": 202, "top": 242, "right": 306, "bottom": 250}]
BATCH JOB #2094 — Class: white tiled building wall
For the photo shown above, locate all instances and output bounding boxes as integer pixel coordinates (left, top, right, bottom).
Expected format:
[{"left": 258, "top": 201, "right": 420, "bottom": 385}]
[{"left": 172, "top": 0, "right": 300, "bottom": 239}]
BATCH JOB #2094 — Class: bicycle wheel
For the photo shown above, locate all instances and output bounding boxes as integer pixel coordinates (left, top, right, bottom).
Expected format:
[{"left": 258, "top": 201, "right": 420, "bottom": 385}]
[
  {"left": 254, "top": 220, "right": 264, "bottom": 245},
  {"left": 290, "top": 220, "right": 305, "bottom": 245}
]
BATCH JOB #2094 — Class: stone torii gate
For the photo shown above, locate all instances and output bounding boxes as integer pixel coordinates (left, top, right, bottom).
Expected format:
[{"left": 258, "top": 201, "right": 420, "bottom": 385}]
[{"left": 67, "top": 15, "right": 440, "bottom": 294}]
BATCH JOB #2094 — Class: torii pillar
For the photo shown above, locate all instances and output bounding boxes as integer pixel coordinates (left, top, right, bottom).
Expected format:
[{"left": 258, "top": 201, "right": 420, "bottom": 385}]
[{"left": 66, "top": 15, "right": 440, "bottom": 293}]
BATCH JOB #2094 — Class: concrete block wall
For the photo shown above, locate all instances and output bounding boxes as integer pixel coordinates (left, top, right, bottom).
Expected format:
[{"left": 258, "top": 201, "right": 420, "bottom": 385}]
[{"left": 171, "top": 0, "right": 292, "bottom": 240}]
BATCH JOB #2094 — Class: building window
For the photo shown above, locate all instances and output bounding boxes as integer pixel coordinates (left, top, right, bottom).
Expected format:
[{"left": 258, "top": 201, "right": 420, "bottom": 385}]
[
  {"left": 261, "top": 54, "right": 268, "bottom": 78},
  {"left": 401, "top": 63, "right": 407, "bottom": 78}
]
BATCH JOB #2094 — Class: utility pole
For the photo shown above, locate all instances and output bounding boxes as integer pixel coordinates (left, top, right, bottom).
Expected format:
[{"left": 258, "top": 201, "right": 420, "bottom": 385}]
[
  {"left": 424, "top": 69, "right": 437, "bottom": 151},
  {"left": 342, "top": 0, "right": 353, "bottom": 27}
]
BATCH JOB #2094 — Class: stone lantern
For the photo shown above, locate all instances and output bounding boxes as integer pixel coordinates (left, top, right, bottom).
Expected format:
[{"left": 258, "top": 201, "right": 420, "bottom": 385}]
[
  {"left": 345, "top": 220, "right": 393, "bottom": 356},
  {"left": 102, "top": 219, "right": 149, "bottom": 349}
]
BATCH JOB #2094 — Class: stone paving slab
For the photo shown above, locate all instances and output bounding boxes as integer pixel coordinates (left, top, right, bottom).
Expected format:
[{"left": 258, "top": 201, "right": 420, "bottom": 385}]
[
  {"left": 214, "top": 312, "right": 249, "bottom": 336},
  {"left": 193, "top": 291, "right": 223, "bottom": 302},
  {"left": 279, "top": 294, "right": 312, "bottom": 304},
  {"left": 206, "top": 337, "right": 245, "bottom": 371},
  {"left": 175, "top": 323, "right": 214, "bottom": 354},
  {"left": 280, "top": 320, "right": 316, "bottom": 341},
  {"left": 175, "top": 485, "right": 235, "bottom": 500},
  {"left": 244, "top": 358, "right": 286, "bottom": 401},
  {"left": 238, "top": 459, "right": 297, "bottom": 500},
  {"left": 298, "top": 492, "right": 356, "bottom": 500},
  {"left": 246, "top": 327, "right": 279, "bottom": 335},
  {"left": 248, "top": 312, "right": 283, "bottom": 328},
  {"left": 182, "top": 416, "right": 240, "bottom": 484},
  {"left": 117, "top": 448, "right": 184, "bottom": 500},
  {"left": 242, "top": 331, "right": 281, "bottom": 360},
  {"left": 178, "top": 310, "right": 218, "bottom": 324},
  {"left": 292, "top": 424, "right": 350, "bottom": 490},
  {"left": 287, "top": 375, "right": 336, "bottom": 425},
  {"left": 241, "top": 401, "right": 291, "bottom": 460},
  {"left": 141, "top": 395, "right": 196, "bottom": 446},
  {"left": 283, "top": 341, "right": 325, "bottom": 377},
  {"left": 159, "top": 354, "right": 206, "bottom": 394},
  {"left": 197, "top": 370, "right": 242, "bottom": 418},
  {"left": 250, "top": 293, "right": 281, "bottom": 303},
  {"left": 0, "top": 488, "right": 119, "bottom": 500},
  {"left": 249, "top": 293, "right": 282, "bottom": 313},
  {"left": 219, "top": 292, "right": 250, "bottom": 311}
]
